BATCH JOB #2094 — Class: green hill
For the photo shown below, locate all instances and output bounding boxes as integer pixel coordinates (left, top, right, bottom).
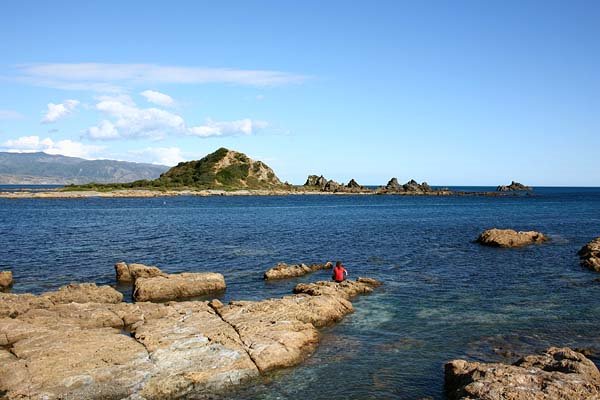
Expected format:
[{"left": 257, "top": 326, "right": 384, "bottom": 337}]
[{"left": 64, "top": 148, "right": 283, "bottom": 191}]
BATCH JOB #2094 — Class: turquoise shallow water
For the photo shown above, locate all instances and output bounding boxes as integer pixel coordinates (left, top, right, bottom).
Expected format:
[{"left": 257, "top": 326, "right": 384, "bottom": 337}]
[{"left": 1, "top": 187, "right": 600, "bottom": 399}]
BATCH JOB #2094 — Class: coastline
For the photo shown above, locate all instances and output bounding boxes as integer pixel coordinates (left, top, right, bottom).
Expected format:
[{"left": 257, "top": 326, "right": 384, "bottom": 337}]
[{"left": 0, "top": 188, "right": 519, "bottom": 199}]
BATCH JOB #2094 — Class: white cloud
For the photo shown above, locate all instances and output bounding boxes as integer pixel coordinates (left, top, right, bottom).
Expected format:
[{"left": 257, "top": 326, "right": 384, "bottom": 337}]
[
  {"left": 85, "top": 95, "right": 267, "bottom": 140},
  {"left": 0, "top": 110, "right": 24, "bottom": 120},
  {"left": 188, "top": 118, "right": 268, "bottom": 137},
  {"left": 86, "top": 95, "right": 185, "bottom": 140},
  {"left": 15, "top": 63, "right": 307, "bottom": 92},
  {"left": 2, "top": 135, "right": 104, "bottom": 159},
  {"left": 141, "top": 90, "right": 175, "bottom": 107},
  {"left": 128, "top": 147, "right": 185, "bottom": 166},
  {"left": 41, "top": 99, "right": 79, "bottom": 123}
]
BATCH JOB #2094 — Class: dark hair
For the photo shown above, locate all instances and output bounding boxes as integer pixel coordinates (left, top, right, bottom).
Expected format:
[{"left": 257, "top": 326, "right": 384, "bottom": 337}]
[{"left": 335, "top": 261, "right": 342, "bottom": 267}]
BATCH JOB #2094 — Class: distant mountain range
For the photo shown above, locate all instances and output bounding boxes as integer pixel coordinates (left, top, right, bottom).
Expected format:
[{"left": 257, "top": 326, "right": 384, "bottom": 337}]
[{"left": 0, "top": 152, "right": 169, "bottom": 184}]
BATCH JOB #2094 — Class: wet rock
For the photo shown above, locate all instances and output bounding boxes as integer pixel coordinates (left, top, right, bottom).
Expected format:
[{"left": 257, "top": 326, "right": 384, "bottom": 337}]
[
  {"left": 42, "top": 283, "right": 123, "bottom": 304},
  {"left": 0, "top": 270, "right": 13, "bottom": 289},
  {"left": 133, "top": 272, "right": 226, "bottom": 302},
  {"left": 476, "top": 228, "right": 548, "bottom": 248},
  {"left": 578, "top": 237, "right": 600, "bottom": 272},
  {"left": 445, "top": 347, "right": 600, "bottom": 400},
  {"left": 115, "top": 261, "right": 165, "bottom": 282},
  {"left": 293, "top": 277, "right": 383, "bottom": 300},
  {"left": 264, "top": 262, "right": 332, "bottom": 280},
  {"left": 497, "top": 181, "right": 532, "bottom": 192}
]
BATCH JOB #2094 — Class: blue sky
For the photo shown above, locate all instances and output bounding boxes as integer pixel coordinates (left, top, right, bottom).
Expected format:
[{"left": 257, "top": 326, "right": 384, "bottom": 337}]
[{"left": 0, "top": 1, "right": 599, "bottom": 185}]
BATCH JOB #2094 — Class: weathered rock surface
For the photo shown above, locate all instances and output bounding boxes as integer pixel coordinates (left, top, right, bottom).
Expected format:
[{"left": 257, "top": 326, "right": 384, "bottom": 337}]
[
  {"left": 0, "top": 270, "right": 13, "bottom": 289},
  {"left": 445, "top": 347, "right": 600, "bottom": 400},
  {"left": 579, "top": 237, "right": 600, "bottom": 272},
  {"left": 264, "top": 262, "right": 332, "bottom": 280},
  {"left": 346, "top": 179, "right": 362, "bottom": 189},
  {"left": 44, "top": 283, "right": 123, "bottom": 304},
  {"left": 0, "top": 277, "right": 382, "bottom": 399},
  {"left": 476, "top": 228, "right": 548, "bottom": 248},
  {"left": 497, "top": 181, "right": 532, "bottom": 192},
  {"left": 294, "top": 277, "right": 383, "bottom": 299},
  {"left": 115, "top": 261, "right": 166, "bottom": 282},
  {"left": 133, "top": 272, "right": 226, "bottom": 302}
]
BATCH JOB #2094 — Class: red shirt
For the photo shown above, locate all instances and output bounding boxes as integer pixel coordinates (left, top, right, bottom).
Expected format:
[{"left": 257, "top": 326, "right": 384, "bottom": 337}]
[{"left": 333, "top": 265, "right": 347, "bottom": 282}]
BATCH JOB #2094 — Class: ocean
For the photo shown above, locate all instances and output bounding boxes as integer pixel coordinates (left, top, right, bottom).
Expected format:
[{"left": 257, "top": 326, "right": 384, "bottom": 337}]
[{"left": 1, "top": 186, "right": 600, "bottom": 399}]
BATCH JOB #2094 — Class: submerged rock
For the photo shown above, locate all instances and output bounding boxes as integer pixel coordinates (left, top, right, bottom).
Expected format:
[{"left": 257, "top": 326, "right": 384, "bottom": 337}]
[
  {"left": 578, "top": 237, "right": 600, "bottom": 272},
  {"left": 0, "top": 277, "right": 382, "bottom": 399},
  {"left": 133, "top": 272, "right": 226, "bottom": 302},
  {"left": 497, "top": 181, "right": 532, "bottom": 192},
  {"left": 264, "top": 262, "right": 333, "bottom": 280},
  {"left": 476, "top": 228, "right": 548, "bottom": 248},
  {"left": 115, "top": 261, "right": 165, "bottom": 282},
  {"left": 445, "top": 347, "right": 600, "bottom": 399},
  {"left": 0, "top": 270, "right": 13, "bottom": 289}
]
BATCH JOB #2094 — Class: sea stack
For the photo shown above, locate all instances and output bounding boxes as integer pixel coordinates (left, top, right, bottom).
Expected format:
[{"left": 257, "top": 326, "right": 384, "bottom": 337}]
[{"left": 578, "top": 237, "right": 600, "bottom": 272}]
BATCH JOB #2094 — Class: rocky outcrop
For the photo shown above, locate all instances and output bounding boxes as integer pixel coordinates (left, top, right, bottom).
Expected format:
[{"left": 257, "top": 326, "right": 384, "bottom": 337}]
[
  {"left": 347, "top": 179, "right": 362, "bottom": 189},
  {"left": 445, "top": 347, "right": 600, "bottom": 400},
  {"left": 579, "top": 237, "right": 600, "bottom": 272},
  {"left": 304, "top": 175, "right": 327, "bottom": 188},
  {"left": 379, "top": 178, "right": 442, "bottom": 195},
  {"left": 323, "top": 179, "right": 341, "bottom": 192},
  {"left": 0, "top": 270, "right": 13, "bottom": 289},
  {"left": 293, "top": 277, "right": 383, "bottom": 299},
  {"left": 133, "top": 272, "right": 226, "bottom": 302},
  {"left": 115, "top": 261, "right": 166, "bottom": 282},
  {"left": 497, "top": 181, "right": 532, "bottom": 192},
  {"left": 42, "top": 283, "right": 124, "bottom": 304},
  {"left": 0, "top": 277, "right": 382, "bottom": 399},
  {"left": 264, "top": 262, "right": 333, "bottom": 280},
  {"left": 476, "top": 228, "right": 548, "bottom": 248}
]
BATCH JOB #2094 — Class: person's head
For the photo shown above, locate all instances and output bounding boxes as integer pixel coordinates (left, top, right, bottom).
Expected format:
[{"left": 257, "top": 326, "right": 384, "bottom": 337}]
[{"left": 335, "top": 261, "right": 342, "bottom": 267}]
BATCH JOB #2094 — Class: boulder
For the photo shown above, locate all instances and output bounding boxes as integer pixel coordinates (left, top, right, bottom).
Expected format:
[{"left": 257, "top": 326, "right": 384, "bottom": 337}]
[
  {"left": 115, "top": 261, "right": 165, "bottom": 282},
  {"left": 293, "top": 277, "right": 383, "bottom": 299},
  {"left": 42, "top": 283, "right": 123, "bottom": 304},
  {"left": 0, "top": 277, "right": 382, "bottom": 399},
  {"left": 133, "top": 272, "right": 226, "bottom": 302},
  {"left": 497, "top": 181, "right": 532, "bottom": 192},
  {"left": 264, "top": 262, "right": 333, "bottom": 280},
  {"left": 445, "top": 347, "right": 600, "bottom": 400},
  {"left": 578, "top": 237, "right": 600, "bottom": 272},
  {"left": 0, "top": 270, "right": 13, "bottom": 289},
  {"left": 476, "top": 228, "right": 548, "bottom": 248}
]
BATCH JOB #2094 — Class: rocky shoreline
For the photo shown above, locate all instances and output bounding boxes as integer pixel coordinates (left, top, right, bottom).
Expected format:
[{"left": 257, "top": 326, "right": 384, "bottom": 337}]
[{"left": 0, "top": 277, "right": 382, "bottom": 399}]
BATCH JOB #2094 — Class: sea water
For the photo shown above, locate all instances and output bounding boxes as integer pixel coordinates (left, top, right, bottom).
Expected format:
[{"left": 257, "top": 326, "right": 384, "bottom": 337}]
[{"left": 1, "top": 187, "right": 600, "bottom": 399}]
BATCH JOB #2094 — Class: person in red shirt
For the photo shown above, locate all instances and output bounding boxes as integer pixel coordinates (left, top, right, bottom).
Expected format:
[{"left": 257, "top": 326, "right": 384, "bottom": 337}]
[{"left": 332, "top": 261, "right": 348, "bottom": 283}]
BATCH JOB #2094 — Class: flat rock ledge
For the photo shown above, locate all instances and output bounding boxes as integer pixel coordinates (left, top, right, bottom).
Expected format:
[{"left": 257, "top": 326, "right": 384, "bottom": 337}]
[
  {"left": 0, "top": 277, "right": 381, "bottom": 399},
  {"left": 115, "top": 262, "right": 166, "bottom": 283},
  {"left": 0, "top": 270, "right": 13, "bottom": 289},
  {"left": 264, "top": 261, "right": 332, "bottom": 280},
  {"left": 445, "top": 347, "right": 600, "bottom": 400},
  {"left": 133, "top": 272, "right": 226, "bottom": 302},
  {"left": 579, "top": 237, "right": 600, "bottom": 272},
  {"left": 476, "top": 228, "right": 548, "bottom": 248}
]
